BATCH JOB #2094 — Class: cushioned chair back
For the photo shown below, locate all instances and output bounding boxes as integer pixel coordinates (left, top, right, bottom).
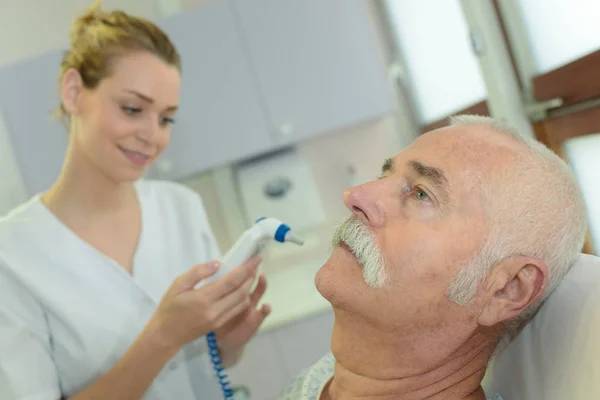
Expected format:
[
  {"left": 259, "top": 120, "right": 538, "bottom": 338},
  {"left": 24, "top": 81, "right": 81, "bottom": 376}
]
[{"left": 483, "top": 254, "right": 600, "bottom": 400}]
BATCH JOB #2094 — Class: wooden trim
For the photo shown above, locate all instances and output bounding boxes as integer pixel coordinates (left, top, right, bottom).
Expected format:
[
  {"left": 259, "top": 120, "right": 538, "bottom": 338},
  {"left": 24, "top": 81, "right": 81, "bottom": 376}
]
[
  {"left": 533, "top": 105, "right": 600, "bottom": 152},
  {"left": 582, "top": 233, "right": 595, "bottom": 255},
  {"left": 533, "top": 50, "right": 600, "bottom": 107},
  {"left": 421, "top": 100, "right": 489, "bottom": 133}
]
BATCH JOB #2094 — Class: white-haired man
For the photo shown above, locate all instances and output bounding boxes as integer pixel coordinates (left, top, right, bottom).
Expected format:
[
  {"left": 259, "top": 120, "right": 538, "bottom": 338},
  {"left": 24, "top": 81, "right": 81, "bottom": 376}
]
[{"left": 278, "top": 115, "right": 588, "bottom": 400}]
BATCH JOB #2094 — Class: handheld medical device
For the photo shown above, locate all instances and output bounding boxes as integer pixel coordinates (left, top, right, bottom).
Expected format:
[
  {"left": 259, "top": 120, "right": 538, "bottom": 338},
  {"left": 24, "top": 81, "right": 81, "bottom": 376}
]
[
  {"left": 206, "top": 217, "right": 304, "bottom": 399},
  {"left": 209, "top": 217, "right": 304, "bottom": 283}
]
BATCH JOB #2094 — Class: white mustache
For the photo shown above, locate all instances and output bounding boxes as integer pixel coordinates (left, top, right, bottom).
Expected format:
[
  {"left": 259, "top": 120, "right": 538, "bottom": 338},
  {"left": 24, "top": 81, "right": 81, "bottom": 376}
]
[{"left": 332, "top": 217, "right": 387, "bottom": 288}]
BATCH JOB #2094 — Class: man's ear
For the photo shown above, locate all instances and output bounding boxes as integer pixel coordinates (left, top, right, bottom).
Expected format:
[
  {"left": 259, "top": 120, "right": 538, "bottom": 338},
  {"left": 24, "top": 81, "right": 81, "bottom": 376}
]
[
  {"left": 477, "top": 255, "right": 548, "bottom": 326},
  {"left": 61, "top": 68, "right": 84, "bottom": 116}
]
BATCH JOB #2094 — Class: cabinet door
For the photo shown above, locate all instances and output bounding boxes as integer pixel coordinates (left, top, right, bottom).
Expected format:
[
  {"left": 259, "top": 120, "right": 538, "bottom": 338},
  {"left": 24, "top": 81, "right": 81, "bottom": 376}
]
[
  {"left": 231, "top": 0, "right": 394, "bottom": 145},
  {"left": 0, "top": 51, "right": 68, "bottom": 196},
  {"left": 155, "top": 1, "right": 274, "bottom": 181},
  {"left": 273, "top": 310, "right": 335, "bottom": 379},
  {"left": 226, "top": 331, "right": 290, "bottom": 400}
]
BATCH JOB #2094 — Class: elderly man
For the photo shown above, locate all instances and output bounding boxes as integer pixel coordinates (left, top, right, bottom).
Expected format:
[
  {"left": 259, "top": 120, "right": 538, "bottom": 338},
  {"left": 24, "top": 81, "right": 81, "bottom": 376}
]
[{"left": 278, "top": 115, "right": 587, "bottom": 400}]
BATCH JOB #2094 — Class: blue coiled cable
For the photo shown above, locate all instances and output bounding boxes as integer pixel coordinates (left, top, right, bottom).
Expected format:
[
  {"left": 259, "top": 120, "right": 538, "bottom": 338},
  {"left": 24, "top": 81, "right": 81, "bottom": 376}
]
[{"left": 206, "top": 331, "right": 234, "bottom": 399}]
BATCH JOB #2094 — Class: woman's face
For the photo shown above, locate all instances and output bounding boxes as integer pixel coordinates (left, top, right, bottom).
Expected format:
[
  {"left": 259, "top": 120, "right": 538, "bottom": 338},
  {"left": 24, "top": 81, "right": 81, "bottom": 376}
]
[{"left": 63, "top": 50, "right": 181, "bottom": 183}]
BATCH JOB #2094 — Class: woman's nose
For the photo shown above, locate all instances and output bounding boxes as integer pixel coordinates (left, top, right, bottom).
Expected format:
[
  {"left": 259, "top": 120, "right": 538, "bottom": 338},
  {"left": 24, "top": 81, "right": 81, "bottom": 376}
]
[{"left": 137, "top": 120, "right": 159, "bottom": 144}]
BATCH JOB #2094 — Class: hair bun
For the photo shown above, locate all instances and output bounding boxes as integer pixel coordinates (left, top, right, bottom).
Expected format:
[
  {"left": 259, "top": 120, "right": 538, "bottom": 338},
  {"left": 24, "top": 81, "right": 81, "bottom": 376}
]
[{"left": 71, "top": 0, "right": 104, "bottom": 44}]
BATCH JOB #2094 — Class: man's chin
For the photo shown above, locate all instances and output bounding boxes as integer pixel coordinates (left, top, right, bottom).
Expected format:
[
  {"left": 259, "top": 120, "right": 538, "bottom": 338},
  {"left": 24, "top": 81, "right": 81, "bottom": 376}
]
[
  {"left": 315, "top": 247, "right": 363, "bottom": 306},
  {"left": 314, "top": 257, "right": 334, "bottom": 300}
]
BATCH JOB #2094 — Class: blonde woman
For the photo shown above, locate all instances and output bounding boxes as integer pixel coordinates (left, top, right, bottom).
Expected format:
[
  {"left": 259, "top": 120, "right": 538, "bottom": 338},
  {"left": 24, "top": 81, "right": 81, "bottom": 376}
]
[{"left": 0, "top": 3, "right": 270, "bottom": 399}]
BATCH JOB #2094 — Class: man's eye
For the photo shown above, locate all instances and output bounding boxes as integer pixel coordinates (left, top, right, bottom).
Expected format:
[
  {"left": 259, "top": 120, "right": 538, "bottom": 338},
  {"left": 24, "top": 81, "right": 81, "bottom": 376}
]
[{"left": 415, "top": 188, "right": 430, "bottom": 201}]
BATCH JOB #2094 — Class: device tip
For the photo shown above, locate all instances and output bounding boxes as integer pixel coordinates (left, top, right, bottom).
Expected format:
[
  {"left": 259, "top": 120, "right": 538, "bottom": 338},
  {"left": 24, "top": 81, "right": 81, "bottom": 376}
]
[{"left": 286, "top": 233, "right": 305, "bottom": 246}]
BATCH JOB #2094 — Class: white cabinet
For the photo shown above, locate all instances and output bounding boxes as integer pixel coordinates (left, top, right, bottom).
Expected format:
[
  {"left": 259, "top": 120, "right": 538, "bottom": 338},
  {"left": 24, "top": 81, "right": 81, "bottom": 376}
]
[
  {"left": 155, "top": 1, "right": 274, "bottom": 181},
  {"left": 226, "top": 309, "right": 335, "bottom": 400},
  {"left": 0, "top": 51, "right": 68, "bottom": 195},
  {"left": 231, "top": 0, "right": 394, "bottom": 146},
  {"left": 156, "top": 0, "right": 393, "bottom": 179}
]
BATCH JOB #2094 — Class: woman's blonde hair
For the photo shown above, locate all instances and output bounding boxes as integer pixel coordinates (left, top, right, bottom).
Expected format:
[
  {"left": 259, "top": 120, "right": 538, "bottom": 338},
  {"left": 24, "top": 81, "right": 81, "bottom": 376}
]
[{"left": 57, "top": 0, "right": 181, "bottom": 118}]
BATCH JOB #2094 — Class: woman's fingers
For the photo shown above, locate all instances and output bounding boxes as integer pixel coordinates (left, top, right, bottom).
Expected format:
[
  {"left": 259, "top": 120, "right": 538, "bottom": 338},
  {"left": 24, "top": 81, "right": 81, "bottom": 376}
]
[
  {"left": 214, "top": 292, "right": 253, "bottom": 328},
  {"left": 249, "top": 274, "right": 268, "bottom": 307},
  {"left": 173, "top": 261, "right": 219, "bottom": 293},
  {"left": 213, "top": 275, "right": 255, "bottom": 317},
  {"left": 208, "top": 256, "right": 261, "bottom": 299}
]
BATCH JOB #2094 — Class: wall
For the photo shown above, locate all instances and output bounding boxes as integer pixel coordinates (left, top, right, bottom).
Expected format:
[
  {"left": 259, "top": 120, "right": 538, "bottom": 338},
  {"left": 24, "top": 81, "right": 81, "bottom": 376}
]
[
  {"left": 298, "top": 117, "right": 401, "bottom": 227},
  {"left": 0, "top": 1, "right": 162, "bottom": 67},
  {"left": 184, "top": 116, "right": 403, "bottom": 260}
]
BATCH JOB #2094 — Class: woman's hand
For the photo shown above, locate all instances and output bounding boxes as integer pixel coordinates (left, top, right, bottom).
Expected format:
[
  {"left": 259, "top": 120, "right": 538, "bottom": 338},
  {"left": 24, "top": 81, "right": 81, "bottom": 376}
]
[
  {"left": 213, "top": 274, "right": 271, "bottom": 366},
  {"left": 148, "top": 257, "right": 261, "bottom": 352}
]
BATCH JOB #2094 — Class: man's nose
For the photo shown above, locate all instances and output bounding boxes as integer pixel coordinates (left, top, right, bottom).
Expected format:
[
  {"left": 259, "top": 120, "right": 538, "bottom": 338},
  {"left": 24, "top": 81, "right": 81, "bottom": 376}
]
[{"left": 343, "top": 183, "right": 384, "bottom": 228}]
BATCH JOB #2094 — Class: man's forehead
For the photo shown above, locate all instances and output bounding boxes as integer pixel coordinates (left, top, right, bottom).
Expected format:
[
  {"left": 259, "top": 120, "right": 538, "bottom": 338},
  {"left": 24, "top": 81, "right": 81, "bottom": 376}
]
[
  {"left": 418, "top": 125, "right": 523, "bottom": 157},
  {"left": 410, "top": 129, "right": 473, "bottom": 155},
  {"left": 402, "top": 129, "right": 510, "bottom": 173}
]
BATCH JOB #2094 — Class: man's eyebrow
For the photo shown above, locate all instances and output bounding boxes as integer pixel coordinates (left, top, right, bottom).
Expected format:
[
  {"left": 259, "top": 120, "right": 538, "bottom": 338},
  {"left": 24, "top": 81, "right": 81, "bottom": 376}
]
[
  {"left": 408, "top": 160, "right": 446, "bottom": 185},
  {"left": 408, "top": 160, "right": 451, "bottom": 201},
  {"left": 381, "top": 158, "right": 394, "bottom": 175},
  {"left": 381, "top": 159, "right": 451, "bottom": 199}
]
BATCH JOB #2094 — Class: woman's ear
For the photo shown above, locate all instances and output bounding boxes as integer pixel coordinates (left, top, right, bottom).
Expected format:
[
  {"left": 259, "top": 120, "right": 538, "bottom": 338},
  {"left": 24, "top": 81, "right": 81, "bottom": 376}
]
[
  {"left": 477, "top": 255, "right": 548, "bottom": 326},
  {"left": 61, "top": 68, "right": 84, "bottom": 116}
]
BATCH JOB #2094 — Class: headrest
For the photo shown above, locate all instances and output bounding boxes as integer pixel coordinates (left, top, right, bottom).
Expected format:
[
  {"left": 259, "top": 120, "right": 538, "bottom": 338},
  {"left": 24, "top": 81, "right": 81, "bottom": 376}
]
[{"left": 483, "top": 253, "right": 600, "bottom": 400}]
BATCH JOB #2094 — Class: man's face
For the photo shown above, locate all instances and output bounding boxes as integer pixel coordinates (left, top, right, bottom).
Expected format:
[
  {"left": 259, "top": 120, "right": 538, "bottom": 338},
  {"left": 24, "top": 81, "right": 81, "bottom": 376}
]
[{"left": 316, "top": 127, "right": 493, "bottom": 334}]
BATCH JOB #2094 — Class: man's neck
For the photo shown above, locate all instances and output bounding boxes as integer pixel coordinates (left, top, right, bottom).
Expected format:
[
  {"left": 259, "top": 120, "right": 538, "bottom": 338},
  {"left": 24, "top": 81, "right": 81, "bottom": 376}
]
[{"left": 324, "top": 311, "right": 497, "bottom": 400}]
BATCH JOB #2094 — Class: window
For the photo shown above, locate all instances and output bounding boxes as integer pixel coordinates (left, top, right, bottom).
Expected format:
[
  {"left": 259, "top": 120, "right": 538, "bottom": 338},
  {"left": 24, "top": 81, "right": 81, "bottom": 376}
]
[
  {"left": 564, "top": 134, "right": 600, "bottom": 253},
  {"left": 516, "top": 0, "right": 600, "bottom": 73},
  {"left": 384, "top": 0, "right": 487, "bottom": 124}
]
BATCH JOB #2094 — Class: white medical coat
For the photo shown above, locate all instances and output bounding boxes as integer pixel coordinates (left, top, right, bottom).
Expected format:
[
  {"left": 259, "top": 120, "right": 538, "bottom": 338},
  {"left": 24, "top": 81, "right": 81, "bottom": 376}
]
[{"left": 0, "top": 180, "right": 223, "bottom": 400}]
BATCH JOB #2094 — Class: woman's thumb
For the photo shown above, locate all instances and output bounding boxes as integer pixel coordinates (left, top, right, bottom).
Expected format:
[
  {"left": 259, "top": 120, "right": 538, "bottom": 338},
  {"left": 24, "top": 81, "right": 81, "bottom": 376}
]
[{"left": 175, "top": 261, "right": 220, "bottom": 292}]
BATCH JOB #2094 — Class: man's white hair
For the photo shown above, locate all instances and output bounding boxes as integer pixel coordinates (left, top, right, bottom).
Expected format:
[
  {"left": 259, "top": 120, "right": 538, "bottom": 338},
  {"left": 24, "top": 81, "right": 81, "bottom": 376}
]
[{"left": 445, "top": 115, "right": 587, "bottom": 327}]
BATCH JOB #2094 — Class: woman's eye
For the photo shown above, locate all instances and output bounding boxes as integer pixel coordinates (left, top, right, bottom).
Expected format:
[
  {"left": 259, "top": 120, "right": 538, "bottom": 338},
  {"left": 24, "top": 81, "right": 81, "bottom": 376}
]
[
  {"left": 160, "top": 117, "right": 175, "bottom": 126},
  {"left": 122, "top": 106, "right": 141, "bottom": 115}
]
